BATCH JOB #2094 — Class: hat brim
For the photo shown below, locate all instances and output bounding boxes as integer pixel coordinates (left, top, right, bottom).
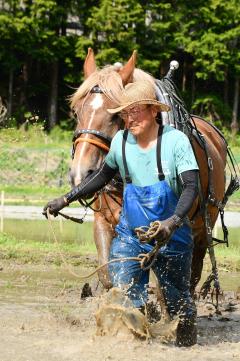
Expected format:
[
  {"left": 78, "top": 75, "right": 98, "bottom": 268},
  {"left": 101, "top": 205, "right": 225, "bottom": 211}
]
[{"left": 107, "top": 99, "right": 170, "bottom": 114}]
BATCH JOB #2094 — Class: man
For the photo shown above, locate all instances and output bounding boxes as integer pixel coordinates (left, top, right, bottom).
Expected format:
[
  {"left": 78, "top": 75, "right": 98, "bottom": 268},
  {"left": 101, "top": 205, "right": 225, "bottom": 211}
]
[{"left": 44, "top": 80, "right": 199, "bottom": 346}]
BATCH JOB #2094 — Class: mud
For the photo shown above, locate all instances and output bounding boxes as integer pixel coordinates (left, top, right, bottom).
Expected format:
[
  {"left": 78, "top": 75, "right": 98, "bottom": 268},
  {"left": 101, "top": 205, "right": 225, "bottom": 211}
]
[{"left": 0, "top": 260, "right": 240, "bottom": 361}]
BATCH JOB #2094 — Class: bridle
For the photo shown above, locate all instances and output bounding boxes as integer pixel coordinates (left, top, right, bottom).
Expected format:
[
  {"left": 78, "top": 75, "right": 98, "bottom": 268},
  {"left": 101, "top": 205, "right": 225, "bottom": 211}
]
[
  {"left": 72, "top": 128, "right": 112, "bottom": 159},
  {"left": 71, "top": 85, "right": 114, "bottom": 159},
  {"left": 69, "top": 85, "right": 123, "bottom": 217}
]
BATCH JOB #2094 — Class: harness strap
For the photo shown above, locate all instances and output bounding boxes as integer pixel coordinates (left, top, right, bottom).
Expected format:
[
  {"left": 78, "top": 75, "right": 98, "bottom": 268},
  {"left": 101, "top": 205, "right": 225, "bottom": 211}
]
[
  {"left": 122, "top": 130, "right": 132, "bottom": 183},
  {"left": 74, "top": 137, "right": 110, "bottom": 152},
  {"left": 197, "top": 133, "right": 215, "bottom": 202},
  {"left": 156, "top": 126, "right": 165, "bottom": 181}
]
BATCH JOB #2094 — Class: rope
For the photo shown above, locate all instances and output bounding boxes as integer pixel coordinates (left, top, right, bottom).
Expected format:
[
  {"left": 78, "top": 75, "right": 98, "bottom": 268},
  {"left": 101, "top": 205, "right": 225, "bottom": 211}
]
[
  {"left": 46, "top": 208, "right": 161, "bottom": 279},
  {"left": 135, "top": 220, "right": 163, "bottom": 244}
]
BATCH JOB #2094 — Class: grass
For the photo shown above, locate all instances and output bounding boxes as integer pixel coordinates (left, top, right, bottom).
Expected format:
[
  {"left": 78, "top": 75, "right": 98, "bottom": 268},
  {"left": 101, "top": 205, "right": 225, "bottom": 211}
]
[
  {"left": 0, "top": 233, "right": 96, "bottom": 265},
  {"left": 1, "top": 220, "right": 240, "bottom": 271},
  {"left": 0, "top": 125, "right": 72, "bottom": 198},
  {"left": 0, "top": 124, "right": 239, "bottom": 207},
  {"left": 0, "top": 125, "right": 72, "bottom": 148},
  {"left": 2, "top": 218, "right": 94, "bottom": 243},
  {"left": 202, "top": 227, "right": 240, "bottom": 272},
  {"left": 0, "top": 220, "right": 97, "bottom": 265},
  {"left": 1, "top": 185, "right": 70, "bottom": 206}
]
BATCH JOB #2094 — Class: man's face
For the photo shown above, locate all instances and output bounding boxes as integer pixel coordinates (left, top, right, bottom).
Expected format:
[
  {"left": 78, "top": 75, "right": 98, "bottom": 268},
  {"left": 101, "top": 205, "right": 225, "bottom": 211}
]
[{"left": 120, "top": 105, "right": 157, "bottom": 137}]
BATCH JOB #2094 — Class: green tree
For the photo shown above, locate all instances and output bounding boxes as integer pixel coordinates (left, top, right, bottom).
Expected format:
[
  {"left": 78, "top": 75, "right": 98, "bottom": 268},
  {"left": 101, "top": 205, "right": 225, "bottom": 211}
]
[
  {"left": 75, "top": 0, "right": 180, "bottom": 77},
  {"left": 0, "top": 0, "right": 81, "bottom": 128},
  {"left": 176, "top": 0, "right": 240, "bottom": 129},
  {"left": 75, "top": 0, "right": 144, "bottom": 66}
]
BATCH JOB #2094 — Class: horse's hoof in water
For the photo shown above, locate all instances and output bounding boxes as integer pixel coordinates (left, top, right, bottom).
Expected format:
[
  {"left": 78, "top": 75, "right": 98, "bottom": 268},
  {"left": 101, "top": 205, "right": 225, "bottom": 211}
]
[{"left": 81, "top": 282, "right": 93, "bottom": 299}]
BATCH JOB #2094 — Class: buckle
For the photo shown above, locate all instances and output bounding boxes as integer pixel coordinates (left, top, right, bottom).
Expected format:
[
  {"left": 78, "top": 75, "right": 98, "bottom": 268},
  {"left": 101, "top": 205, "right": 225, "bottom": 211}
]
[{"left": 208, "top": 157, "right": 213, "bottom": 170}]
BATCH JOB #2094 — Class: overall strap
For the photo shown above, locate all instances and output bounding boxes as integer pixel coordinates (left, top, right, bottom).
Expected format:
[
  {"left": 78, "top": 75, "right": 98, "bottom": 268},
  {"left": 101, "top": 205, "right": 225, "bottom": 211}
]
[
  {"left": 156, "top": 126, "right": 165, "bottom": 181},
  {"left": 122, "top": 130, "right": 132, "bottom": 183}
]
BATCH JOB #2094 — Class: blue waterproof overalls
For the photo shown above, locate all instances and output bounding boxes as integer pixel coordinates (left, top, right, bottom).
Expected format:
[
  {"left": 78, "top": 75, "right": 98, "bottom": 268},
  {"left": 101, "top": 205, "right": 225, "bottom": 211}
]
[{"left": 108, "top": 127, "right": 196, "bottom": 321}]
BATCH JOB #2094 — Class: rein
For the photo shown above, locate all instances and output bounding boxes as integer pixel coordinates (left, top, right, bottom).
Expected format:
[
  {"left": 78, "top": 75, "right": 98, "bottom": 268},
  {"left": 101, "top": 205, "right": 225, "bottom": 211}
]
[
  {"left": 46, "top": 208, "right": 161, "bottom": 280},
  {"left": 57, "top": 185, "right": 122, "bottom": 224}
]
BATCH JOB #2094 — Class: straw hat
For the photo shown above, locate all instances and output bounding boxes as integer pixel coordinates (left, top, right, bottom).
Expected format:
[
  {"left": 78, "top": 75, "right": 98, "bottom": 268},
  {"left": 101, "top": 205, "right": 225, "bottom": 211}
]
[{"left": 107, "top": 80, "right": 170, "bottom": 114}]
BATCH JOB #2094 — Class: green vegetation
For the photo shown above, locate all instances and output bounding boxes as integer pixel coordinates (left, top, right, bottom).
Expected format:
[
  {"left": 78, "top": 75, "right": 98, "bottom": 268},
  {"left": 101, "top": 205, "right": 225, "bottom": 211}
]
[
  {"left": 0, "top": 220, "right": 96, "bottom": 266},
  {"left": 0, "top": 125, "right": 239, "bottom": 206},
  {"left": 214, "top": 227, "right": 240, "bottom": 271},
  {"left": 0, "top": 125, "right": 72, "bottom": 203},
  {"left": 3, "top": 218, "right": 94, "bottom": 244},
  {"left": 0, "top": 0, "right": 239, "bottom": 132},
  {"left": 1, "top": 224, "right": 240, "bottom": 271}
]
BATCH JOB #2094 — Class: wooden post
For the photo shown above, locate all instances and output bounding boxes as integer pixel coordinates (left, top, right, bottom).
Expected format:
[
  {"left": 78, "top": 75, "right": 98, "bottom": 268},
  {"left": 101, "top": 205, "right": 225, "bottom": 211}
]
[
  {"left": 59, "top": 216, "right": 63, "bottom": 234},
  {"left": 213, "top": 225, "right": 217, "bottom": 239},
  {"left": 0, "top": 191, "right": 4, "bottom": 232}
]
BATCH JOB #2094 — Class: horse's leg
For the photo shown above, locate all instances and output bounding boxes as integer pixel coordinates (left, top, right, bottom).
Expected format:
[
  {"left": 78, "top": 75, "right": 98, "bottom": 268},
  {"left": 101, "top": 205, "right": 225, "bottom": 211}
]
[
  {"left": 190, "top": 120, "right": 226, "bottom": 295},
  {"left": 191, "top": 204, "right": 220, "bottom": 295},
  {"left": 191, "top": 225, "right": 208, "bottom": 295},
  {"left": 94, "top": 212, "right": 114, "bottom": 289}
]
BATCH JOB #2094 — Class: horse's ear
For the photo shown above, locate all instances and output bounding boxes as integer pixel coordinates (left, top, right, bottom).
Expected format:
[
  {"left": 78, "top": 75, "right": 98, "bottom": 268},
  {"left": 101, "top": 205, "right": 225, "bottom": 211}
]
[
  {"left": 83, "top": 48, "right": 97, "bottom": 79},
  {"left": 119, "top": 50, "right": 137, "bottom": 85}
]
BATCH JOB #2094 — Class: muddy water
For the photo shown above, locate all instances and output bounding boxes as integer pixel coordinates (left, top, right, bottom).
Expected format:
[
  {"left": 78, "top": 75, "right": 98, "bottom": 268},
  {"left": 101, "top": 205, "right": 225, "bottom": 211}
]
[
  {"left": 1, "top": 220, "right": 240, "bottom": 360},
  {"left": 0, "top": 261, "right": 93, "bottom": 303},
  {"left": 1, "top": 260, "right": 240, "bottom": 361},
  {"left": 3, "top": 218, "right": 240, "bottom": 287}
]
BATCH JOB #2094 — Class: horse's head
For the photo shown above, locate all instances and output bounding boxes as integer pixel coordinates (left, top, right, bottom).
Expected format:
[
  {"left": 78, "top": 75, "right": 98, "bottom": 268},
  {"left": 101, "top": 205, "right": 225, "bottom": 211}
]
[{"left": 69, "top": 48, "right": 137, "bottom": 186}]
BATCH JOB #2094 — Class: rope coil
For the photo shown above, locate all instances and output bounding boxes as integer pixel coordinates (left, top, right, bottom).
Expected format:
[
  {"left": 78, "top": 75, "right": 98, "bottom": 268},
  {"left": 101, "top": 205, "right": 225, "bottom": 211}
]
[{"left": 135, "top": 220, "right": 163, "bottom": 244}]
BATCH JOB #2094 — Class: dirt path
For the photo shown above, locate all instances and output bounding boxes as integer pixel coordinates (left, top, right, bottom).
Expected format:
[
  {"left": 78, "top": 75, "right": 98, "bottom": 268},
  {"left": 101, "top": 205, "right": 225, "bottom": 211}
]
[{"left": 1, "top": 260, "right": 240, "bottom": 361}]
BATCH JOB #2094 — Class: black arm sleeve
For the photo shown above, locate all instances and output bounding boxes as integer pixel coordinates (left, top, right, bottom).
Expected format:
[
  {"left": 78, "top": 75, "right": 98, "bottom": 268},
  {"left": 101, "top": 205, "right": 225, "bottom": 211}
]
[
  {"left": 65, "top": 163, "right": 118, "bottom": 204},
  {"left": 174, "top": 170, "right": 199, "bottom": 219}
]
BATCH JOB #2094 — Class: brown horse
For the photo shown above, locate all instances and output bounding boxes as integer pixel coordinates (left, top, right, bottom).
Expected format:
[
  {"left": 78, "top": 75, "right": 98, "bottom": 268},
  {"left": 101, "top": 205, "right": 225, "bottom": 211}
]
[{"left": 69, "top": 48, "right": 227, "bottom": 295}]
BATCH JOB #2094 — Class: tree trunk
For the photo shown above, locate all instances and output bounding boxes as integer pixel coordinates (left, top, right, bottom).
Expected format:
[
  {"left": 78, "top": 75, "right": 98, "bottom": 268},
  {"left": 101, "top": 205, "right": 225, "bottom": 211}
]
[
  {"left": 182, "top": 60, "right": 187, "bottom": 92},
  {"left": 191, "top": 72, "right": 195, "bottom": 105},
  {"left": 8, "top": 68, "right": 14, "bottom": 119},
  {"left": 18, "top": 63, "right": 29, "bottom": 127},
  {"left": 231, "top": 77, "right": 239, "bottom": 135},
  {"left": 223, "top": 68, "right": 228, "bottom": 106},
  {"left": 48, "top": 61, "right": 59, "bottom": 130}
]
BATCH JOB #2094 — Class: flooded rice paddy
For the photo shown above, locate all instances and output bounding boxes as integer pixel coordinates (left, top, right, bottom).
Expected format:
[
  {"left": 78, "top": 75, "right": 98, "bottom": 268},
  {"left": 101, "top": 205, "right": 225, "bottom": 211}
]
[
  {"left": 1, "top": 219, "right": 240, "bottom": 360},
  {"left": 2, "top": 218, "right": 94, "bottom": 244},
  {"left": 2, "top": 218, "right": 240, "bottom": 290},
  {"left": 1, "top": 259, "right": 240, "bottom": 361}
]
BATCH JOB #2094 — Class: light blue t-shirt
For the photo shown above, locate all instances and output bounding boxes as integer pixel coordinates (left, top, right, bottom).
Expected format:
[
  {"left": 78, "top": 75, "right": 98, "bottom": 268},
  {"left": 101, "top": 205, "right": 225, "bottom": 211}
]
[{"left": 105, "top": 125, "right": 199, "bottom": 196}]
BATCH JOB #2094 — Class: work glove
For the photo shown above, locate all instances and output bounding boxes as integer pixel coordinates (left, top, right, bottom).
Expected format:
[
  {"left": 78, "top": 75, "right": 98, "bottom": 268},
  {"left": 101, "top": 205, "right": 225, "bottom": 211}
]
[
  {"left": 43, "top": 196, "right": 68, "bottom": 218},
  {"left": 135, "top": 215, "right": 182, "bottom": 245},
  {"left": 154, "top": 215, "right": 182, "bottom": 243}
]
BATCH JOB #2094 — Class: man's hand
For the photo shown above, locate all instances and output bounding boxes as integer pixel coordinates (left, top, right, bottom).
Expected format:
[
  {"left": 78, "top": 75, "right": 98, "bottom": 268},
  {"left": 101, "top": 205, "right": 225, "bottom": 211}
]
[
  {"left": 154, "top": 215, "right": 182, "bottom": 243},
  {"left": 135, "top": 215, "right": 182, "bottom": 245},
  {"left": 43, "top": 196, "right": 68, "bottom": 218}
]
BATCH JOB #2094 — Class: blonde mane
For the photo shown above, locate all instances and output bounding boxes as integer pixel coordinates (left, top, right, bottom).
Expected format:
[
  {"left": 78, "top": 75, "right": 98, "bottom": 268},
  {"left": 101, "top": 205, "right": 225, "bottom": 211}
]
[{"left": 70, "top": 65, "right": 155, "bottom": 113}]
